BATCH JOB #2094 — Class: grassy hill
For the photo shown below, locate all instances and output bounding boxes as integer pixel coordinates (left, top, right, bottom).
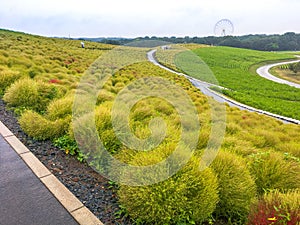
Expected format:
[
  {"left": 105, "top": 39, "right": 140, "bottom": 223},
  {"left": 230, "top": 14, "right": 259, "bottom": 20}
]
[
  {"left": 1, "top": 29, "right": 300, "bottom": 224},
  {"left": 194, "top": 47, "right": 300, "bottom": 120},
  {"left": 0, "top": 29, "right": 113, "bottom": 95},
  {"left": 157, "top": 45, "right": 300, "bottom": 120}
]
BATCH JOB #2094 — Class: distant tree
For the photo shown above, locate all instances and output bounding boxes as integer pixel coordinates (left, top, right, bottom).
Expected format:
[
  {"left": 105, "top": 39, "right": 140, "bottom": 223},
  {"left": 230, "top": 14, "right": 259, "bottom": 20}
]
[
  {"left": 104, "top": 33, "right": 300, "bottom": 51},
  {"left": 102, "top": 39, "right": 120, "bottom": 45},
  {"left": 264, "top": 42, "right": 279, "bottom": 51},
  {"left": 184, "top": 36, "right": 190, "bottom": 43},
  {"left": 283, "top": 32, "right": 296, "bottom": 39},
  {"left": 219, "top": 36, "right": 242, "bottom": 48},
  {"left": 287, "top": 41, "right": 298, "bottom": 51},
  {"left": 289, "top": 62, "right": 300, "bottom": 74}
]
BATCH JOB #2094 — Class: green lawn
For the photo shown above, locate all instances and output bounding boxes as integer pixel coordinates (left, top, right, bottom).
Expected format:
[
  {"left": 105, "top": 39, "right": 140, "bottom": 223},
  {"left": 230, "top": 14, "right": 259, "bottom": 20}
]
[{"left": 176, "top": 46, "right": 300, "bottom": 120}]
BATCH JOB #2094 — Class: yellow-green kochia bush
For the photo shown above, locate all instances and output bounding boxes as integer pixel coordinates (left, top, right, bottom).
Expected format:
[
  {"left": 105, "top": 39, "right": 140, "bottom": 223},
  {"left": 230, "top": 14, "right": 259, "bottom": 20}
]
[
  {"left": 19, "top": 110, "right": 71, "bottom": 140},
  {"left": 210, "top": 150, "right": 257, "bottom": 223},
  {"left": 117, "top": 156, "right": 219, "bottom": 224},
  {"left": 46, "top": 95, "right": 74, "bottom": 120},
  {"left": 3, "top": 78, "right": 39, "bottom": 109},
  {"left": 69, "top": 102, "right": 122, "bottom": 155},
  {"left": 3, "top": 78, "right": 61, "bottom": 112},
  {"left": 248, "top": 151, "right": 300, "bottom": 194},
  {"left": 0, "top": 66, "right": 22, "bottom": 95}
]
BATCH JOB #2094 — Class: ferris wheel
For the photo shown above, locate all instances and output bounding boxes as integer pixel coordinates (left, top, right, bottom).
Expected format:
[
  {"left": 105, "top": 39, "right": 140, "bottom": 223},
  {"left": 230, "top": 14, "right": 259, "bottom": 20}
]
[{"left": 214, "top": 19, "right": 234, "bottom": 36}]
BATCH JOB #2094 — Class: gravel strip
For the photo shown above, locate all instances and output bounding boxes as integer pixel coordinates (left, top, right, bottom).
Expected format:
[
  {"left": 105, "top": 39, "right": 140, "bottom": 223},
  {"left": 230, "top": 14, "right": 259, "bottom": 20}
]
[{"left": 0, "top": 99, "right": 131, "bottom": 225}]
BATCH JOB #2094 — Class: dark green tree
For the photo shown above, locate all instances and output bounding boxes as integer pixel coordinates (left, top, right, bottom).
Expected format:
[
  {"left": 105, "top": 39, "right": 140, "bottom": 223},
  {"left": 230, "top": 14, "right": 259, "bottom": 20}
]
[{"left": 289, "top": 62, "right": 300, "bottom": 74}]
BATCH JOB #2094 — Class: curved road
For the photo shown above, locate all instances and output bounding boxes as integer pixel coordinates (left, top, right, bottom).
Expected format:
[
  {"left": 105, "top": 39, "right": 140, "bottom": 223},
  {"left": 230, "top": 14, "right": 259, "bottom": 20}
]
[
  {"left": 147, "top": 49, "right": 300, "bottom": 125},
  {"left": 147, "top": 50, "right": 249, "bottom": 110},
  {"left": 256, "top": 58, "right": 300, "bottom": 89}
]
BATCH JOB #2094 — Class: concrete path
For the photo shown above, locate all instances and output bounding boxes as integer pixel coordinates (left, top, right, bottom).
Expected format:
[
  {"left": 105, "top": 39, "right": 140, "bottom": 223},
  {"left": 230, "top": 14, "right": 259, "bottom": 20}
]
[
  {"left": 0, "top": 121, "right": 103, "bottom": 225},
  {"left": 256, "top": 59, "right": 300, "bottom": 89}
]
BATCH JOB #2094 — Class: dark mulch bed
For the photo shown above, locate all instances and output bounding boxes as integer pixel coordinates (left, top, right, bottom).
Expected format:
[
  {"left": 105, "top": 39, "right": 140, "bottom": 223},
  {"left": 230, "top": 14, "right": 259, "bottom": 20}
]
[{"left": 0, "top": 99, "right": 131, "bottom": 225}]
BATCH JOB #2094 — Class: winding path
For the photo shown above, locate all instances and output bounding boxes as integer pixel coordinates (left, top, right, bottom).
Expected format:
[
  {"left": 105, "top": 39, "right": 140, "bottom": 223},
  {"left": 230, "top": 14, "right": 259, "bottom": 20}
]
[
  {"left": 256, "top": 58, "right": 300, "bottom": 89},
  {"left": 147, "top": 49, "right": 300, "bottom": 125}
]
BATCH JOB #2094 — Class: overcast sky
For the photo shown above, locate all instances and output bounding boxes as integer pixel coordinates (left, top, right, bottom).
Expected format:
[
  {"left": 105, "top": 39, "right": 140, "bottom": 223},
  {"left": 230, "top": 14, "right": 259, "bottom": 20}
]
[{"left": 0, "top": 0, "right": 299, "bottom": 38}]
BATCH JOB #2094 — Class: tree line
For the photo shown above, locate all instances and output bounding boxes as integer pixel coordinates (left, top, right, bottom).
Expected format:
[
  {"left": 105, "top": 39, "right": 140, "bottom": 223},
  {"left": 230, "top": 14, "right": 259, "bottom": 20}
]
[{"left": 88, "top": 32, "right": 300, "bottom": 51}]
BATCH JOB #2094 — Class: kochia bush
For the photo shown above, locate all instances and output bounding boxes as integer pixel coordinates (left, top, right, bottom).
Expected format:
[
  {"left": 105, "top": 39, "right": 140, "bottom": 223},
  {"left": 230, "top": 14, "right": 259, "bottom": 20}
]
[
  {"left": 211, "top": 150, "right": 257, "bottom": 223},
  {"left": 118, "top": 156, "right": 219, "bottom": 224},
  {"left": 3, "top": 78, "right": 60, "bottom": 112},
  {"left": 248, "top": 151, "right": 300, "bottom": 194},
  {"left": 0, "top": 66, "right": 22, "bottom": 95},
  {"left": 19, "top": 110, "right": 70, "bottom": 140}
]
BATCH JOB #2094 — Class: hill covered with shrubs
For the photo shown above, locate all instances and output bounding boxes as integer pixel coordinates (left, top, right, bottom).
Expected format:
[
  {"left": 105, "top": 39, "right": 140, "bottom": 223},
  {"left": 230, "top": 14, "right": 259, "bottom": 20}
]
[{"left": 1, "top": 29, "right": 299, "bottom": 224}]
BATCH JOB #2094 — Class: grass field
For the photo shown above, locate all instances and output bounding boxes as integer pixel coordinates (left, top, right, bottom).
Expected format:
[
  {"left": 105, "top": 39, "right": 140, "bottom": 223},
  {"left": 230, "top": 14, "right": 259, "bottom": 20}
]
[
  {"left": 1, "top": 30, "right": 300, "bottom": 224},
  {"left": 169, "top": 46, "right": 300, "bottom": 120}
]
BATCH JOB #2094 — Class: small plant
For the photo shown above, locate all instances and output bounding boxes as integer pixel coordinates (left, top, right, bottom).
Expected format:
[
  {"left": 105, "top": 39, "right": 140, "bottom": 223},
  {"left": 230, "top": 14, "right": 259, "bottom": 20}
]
[
  {"left": 108, "top": 180, "right": 118, "bottom": 189},
  {"left": 288, "top": 62, "right": 300, "bottom": 74},
  {"left": 96, "top": 90, "right": 115, "bottom": 104},
  {"left": 3, "top": 78, "right": 39, "bottom": 109},
  {"left": 94, "top": 104, "right": 122, "bottom": 154},
  {"left": 54, "top": 135, "right": 78, "bottom": 156},
  {"left": 114, "top": 204, "right": 129, "bottom": 220},
  {"left": 53, "top": 135, "right": 86, "bottom": 162},
  {"left": 247, "top": 189, "right": 300, "bottom": 225},
  {"left": 46, "top": 96, "right": 73, "bottom": 120},
  {"left": 49, "top": 78, "right": 60, "bottom": 84}
]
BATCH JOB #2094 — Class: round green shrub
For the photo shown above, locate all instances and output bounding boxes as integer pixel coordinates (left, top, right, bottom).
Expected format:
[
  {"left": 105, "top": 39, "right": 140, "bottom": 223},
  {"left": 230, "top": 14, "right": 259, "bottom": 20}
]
[
  {"left": 3, "top": 78, "right": 60, "bottom": 112},
  {"left": 69, "top": 102, "right": 121, "bottom": 155},
  {"left": 68, "top": 112, "right": 97, "bottom": 151},
  {"left": 118, "top": 156, "right": 219, "bottom": 224},
  {"left": 46, "top": 96, "right": 73, "bottom": 120},
  {"left": 211, "top": 150, "right": 257, "bottom": 223},
  {"left": 0, "top": 66, "right": 22, "bottom": 95},
  {"left": 247, "top": 189, "right": 300, "bottom": 225},
  {"left": 19, "top": 110, "right": 71, "bottom": 140},
  {"left": 3, "top": 78, "right": 39, "bottom": 109},
  {"left": 96, "top": 90, "right": 115, "bottom": 104},
  {"left": 37, "top": 81, "right": 61, "bottom": 110},
  {"left": 248, "top": 151, "right": 300, "bottom": 194}
]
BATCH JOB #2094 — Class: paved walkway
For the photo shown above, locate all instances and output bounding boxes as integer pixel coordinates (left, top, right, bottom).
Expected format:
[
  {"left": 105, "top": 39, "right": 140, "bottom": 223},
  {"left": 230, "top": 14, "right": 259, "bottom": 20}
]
[
  {"left": 0, "top": 121, "right": 103, "bottom": 225},
  {"left": 0, "top": 134, "right": 78, "bottom": 225},
  {"left": 256, "top": 59, "right": 300, "bottom": 89}
]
